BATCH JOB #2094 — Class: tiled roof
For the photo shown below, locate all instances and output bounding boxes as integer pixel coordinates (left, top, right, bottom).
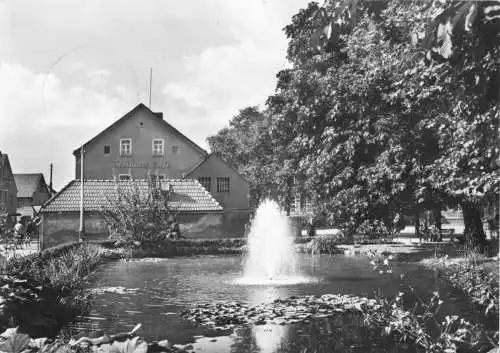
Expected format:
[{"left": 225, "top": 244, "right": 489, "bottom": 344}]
[
  {"left": 41, "top": 179, "right": 223, "bottom": 213},
  {"left": 14, "top": 173, "right": 46, "bottom": 198}
]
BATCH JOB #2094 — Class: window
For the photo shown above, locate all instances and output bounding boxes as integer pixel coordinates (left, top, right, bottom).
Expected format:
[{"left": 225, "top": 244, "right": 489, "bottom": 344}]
[
  {"left": 152, "top": 139, "right": 164, "bottom": 156},
  {"left": 119, "top": 174, "right": 131, "bottom": 181},
  {"left": 198, "top": 177, "right": 211, "bottom": 192},
  {"left": 216, "top": 177, "right": 230, "bottom": 193},
  {"left": 120, "top": 139, "right": 132, "bottom": 156},
  {"left": 104, "top": 145, "right": 111, "bottom": 155},
  {"left": 172, "top": 145, "right": 180, "bottom": 155}
]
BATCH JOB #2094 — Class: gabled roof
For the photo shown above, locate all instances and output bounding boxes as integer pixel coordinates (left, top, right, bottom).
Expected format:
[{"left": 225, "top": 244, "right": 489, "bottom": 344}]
[
  {"left": 185, "top": 153, "right": 249, "bottom": 184},
  {"left": 73, "top": 103, "right": 207, "bottom": 156},
  {"left": 13, "top": 173, "right": 48, "bottom": 198},
  {"left": 41, "top": 179, "right": 223, "bottom": 213},
  {"left": 0, "top": 153, "right": 17, "bottom": 190}
]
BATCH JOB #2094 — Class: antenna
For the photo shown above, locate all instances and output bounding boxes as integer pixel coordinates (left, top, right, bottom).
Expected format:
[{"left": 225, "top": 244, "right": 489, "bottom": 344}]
[{"left": 149, "top": 67, "right": 152, "bottom": 108}]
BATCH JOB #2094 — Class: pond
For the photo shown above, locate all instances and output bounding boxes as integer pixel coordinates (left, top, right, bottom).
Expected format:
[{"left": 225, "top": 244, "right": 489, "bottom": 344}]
[{"left": 70, "top": 254, "right": 483, "bottom": 352}]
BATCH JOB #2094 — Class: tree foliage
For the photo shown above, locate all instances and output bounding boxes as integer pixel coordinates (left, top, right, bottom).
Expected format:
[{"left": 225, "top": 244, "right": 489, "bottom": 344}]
[
  {"left": 207, "top": 0, "right": 499, "bottom": 246},
  {"left": 207, "top": 107, "right": 286, "bottom": 207}
]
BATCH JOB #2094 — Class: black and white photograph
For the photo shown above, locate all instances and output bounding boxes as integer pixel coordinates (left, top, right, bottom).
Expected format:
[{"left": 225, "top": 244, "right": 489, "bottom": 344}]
[{"left": 0, "top": 0, "right": 498, "bottom": 352}]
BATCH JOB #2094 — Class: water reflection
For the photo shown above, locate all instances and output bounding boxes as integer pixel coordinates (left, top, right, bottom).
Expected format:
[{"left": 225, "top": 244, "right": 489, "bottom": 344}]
[
  {"left": 249, "top": 286, "right": 288, "bottom": 306},
  {"left": 70, "top": 254, "right": 484, "bottom": 348},
  {"left": 252, "top": 325, "right": 288, "bottom": 353}
]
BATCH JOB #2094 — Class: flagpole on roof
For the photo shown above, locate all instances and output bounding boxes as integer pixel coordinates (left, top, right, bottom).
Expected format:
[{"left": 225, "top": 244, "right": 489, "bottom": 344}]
[
  {"left": 149, "top": 67, "right": 153, "bottom": 109},
  {"left": 79, "top": 146, "right": 85, "bottom": 241}
]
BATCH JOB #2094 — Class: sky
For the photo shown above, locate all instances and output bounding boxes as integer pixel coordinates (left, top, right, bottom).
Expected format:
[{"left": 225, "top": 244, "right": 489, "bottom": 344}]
[{"left": 0, "top": 0, "right": 310, "bottom": 190}]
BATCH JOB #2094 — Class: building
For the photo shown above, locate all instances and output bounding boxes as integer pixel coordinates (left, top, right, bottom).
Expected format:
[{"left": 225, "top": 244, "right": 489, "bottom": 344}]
[
  {"left": 14, "top": 173, "right": 52, "bottom": 220},
  {"left": 39, "top": 179, "right": 224, "bottom": 249},
  {"left": 39, "top": 103, "right": 250, "bottom": 246},
  {"left": 0, "top": 152, "right": 18, "bottom": 220},
  {"left": 73, "top": 104, "right": 211, "bottom": 181},
  {"left": 72, "top": 103, "right": 250, "bottom": 235},
  {"left": 185, "top": 153, "right": 251, "bottom": 232},
  {"left": 73, "top": 104, "right": 249, "bottom": 212}
]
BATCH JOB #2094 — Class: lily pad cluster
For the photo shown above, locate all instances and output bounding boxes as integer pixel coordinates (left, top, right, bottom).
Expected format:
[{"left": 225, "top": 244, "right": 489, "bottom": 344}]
[
  {"left": 0, "top": 324, "right": 187, "bottom": 353},
  {"left": 181, "top": 294, "right": 382, "bottom": 330},
  {"left": 91, "top": 287, "right": 139, "bottom": 295}
]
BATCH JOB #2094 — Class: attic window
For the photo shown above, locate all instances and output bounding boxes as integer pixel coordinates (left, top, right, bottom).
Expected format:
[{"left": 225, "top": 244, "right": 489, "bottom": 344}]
[
  {"left": 120, "top": 139, "right": 132, "bottom": 156},
  {"left": 104, "top": 145, "right": 111, "bottom": 155},
  {"left": 152, "top": 139, "right": 164, "bottom": 156},
  {"left": 172, "top": 145, "right": 180, "bottom": 155}
]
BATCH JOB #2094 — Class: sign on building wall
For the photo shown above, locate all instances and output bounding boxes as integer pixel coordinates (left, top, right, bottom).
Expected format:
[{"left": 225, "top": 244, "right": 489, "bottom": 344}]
[{"left": 113, "top": 160, "right": 169, "bottom": 169}]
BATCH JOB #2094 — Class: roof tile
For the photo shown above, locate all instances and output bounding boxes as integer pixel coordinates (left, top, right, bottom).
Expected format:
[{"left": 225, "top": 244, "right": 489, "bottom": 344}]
[{"left": 41, "top": 179, "right": 223, "bottom": 213}]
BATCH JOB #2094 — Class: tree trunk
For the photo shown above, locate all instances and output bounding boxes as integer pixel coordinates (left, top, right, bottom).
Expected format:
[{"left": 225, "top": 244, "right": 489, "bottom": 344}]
[
  {"left": 460, "top": 201, "right": 488, "bottom": 251},
  {"left": 415, "top": 209, "right": 421, "bottom": 241},
  {"left": 432, "top": 204, "right": 442, "bottom": 242}
]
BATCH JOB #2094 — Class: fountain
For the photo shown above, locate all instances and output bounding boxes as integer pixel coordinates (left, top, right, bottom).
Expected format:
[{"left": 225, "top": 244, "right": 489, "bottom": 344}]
[{"left": 234, "top": 199, "right": 314, "bottom": 285}]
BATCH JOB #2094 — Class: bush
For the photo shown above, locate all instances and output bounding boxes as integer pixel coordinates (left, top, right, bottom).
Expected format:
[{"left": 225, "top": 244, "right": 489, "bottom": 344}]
[
  {"left": 100, "top": 181, "right": 181, "bottom": 242},
  {"left": 305, "top": 235, "right": 343, "bottom": 254},
  {"left": 356, "top": 220, "right": 390, "bottom": 239},
  {"left": 131, "top": 238, "right": 246, "bottom": 257},
  {"left": 366, "top": 250, "right": 498, "bottom": 353},
  {"left": 5, "top": 242, "right": 124, "bottom": 294}
]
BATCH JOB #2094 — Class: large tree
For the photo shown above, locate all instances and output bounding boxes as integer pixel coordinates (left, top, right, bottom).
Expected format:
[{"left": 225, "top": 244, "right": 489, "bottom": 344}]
[{"left": 266, "top": 0, "right": 499, "bottom": 245}]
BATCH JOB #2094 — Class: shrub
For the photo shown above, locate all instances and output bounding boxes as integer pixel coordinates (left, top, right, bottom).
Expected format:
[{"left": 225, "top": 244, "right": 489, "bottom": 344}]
[
  {"left": 356, "top": 220, "right": 390, "bottom": 239},
  {"left": 4, "top": 243, "right": 123, "bottom": 294},
  {"left": 100, "top": 180, "right": 181, "bottom": 242},
  {"left": 427, "top": 250, "right": 499, "bottom": 317},
  {"left": 366, "top": 250, "right": 499, "bottom": 353},
  {"left": 306, "top": 235, "right": 342, "bottom": 255}
]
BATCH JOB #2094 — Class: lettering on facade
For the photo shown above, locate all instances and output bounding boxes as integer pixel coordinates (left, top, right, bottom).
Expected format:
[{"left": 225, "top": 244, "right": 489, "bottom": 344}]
[{"left": 113, "top": 160, "right": 169, "bottom": 169}]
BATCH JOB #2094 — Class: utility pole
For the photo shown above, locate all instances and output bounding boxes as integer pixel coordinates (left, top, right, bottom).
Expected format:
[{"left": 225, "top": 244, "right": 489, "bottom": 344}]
[
  {"left": 149, "top": 68, "right": 152, "bottom": 109},
  {"left": 79, "top": 147, "right": 85, "bottom": 241},
  {"left": 49, "top": 163, "right": 53, "bottom": 193}
]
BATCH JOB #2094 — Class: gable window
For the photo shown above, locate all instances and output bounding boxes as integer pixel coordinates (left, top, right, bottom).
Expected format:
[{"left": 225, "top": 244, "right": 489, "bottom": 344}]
[
  {"left": 172, "top": 145, "right": 180, "bottom": 155},
  {"left": 198, "top": 177, "right": 211, "bottom": 192},
  {"left": 119, "top": 174, "right": 131, "bottom": 181},
  {"left": 104, "top": 145, "right": 111, "bottom": 155},
  {"left": 120, "top": 139, "right": 132, "bottom": 156},
  {"left": 152, "top": 139, "right": 164, "bottom": 156},
  {"left": 216, "top": 177, "right": 230, "bottom": 193}
]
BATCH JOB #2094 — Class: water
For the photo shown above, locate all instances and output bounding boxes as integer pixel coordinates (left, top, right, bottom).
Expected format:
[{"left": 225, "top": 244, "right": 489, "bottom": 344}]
[
  {"left": 235, "top": 199, "right": 312, "bottom": 285},
  {"left": 70, "top": 254, "right": 485, "bottom": 352}
]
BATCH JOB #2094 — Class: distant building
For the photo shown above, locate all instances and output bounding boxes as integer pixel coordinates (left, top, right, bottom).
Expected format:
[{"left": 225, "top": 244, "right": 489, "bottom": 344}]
[
  {"left": 0, "top": 152, "right": 18, "bottom": 220},
  {"left": 39, "top": 179, "right": 223, "bottom": 248},
  {"left": 14, "top": 173, "right": 52, "bottom": 220}
]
